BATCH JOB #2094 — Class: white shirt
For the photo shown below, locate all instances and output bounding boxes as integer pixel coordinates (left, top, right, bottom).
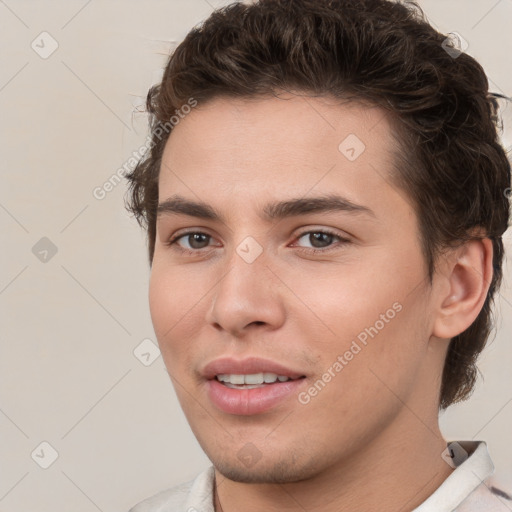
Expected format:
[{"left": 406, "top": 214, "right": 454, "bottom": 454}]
[{"left": 129, "top": 441, "right": 512, "bottom": 512}]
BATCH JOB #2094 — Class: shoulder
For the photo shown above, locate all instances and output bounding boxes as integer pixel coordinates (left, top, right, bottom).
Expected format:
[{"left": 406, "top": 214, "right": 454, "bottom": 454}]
[
  {"left": 128, "top": 467, "right": 215, "bottom": 512},
  {"left": 128, "top": 481, "right": 191, "bottom": 512},
  {"left": 457, "top": 474, "right": 512, "bottom": 512},
  {"left": 415, "top": 441, "right": 511, "bottom": 512}
]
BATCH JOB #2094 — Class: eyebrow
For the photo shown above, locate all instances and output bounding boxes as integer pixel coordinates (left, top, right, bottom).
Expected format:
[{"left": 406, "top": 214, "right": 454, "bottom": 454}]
[{"left": 156, "top": 194, "right": 375, "bottom": 223}]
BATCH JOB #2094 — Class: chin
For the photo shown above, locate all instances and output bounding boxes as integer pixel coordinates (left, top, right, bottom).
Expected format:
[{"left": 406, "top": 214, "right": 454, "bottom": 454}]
[{"left": 212, "top": 452, "right": 324, "bottom": 484}]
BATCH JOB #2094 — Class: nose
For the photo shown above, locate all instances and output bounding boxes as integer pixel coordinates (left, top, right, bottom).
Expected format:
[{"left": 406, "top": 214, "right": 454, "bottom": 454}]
[{"left": 205, "top": 247, "right": 286, "bottom": 338}]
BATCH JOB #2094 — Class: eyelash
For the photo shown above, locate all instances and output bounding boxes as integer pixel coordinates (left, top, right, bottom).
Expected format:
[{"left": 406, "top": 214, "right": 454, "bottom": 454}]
[{"left": 165, "top": 228, "right": 350, "bottom": 256}]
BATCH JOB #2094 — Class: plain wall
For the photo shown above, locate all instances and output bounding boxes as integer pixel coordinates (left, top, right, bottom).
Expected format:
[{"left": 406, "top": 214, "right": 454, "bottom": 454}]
[{"left": 1, "top": 1, "right": 511, "bottom": 511}]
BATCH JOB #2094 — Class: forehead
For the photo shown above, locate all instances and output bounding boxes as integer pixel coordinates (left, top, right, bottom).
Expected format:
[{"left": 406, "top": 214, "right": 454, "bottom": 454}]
[{"left": 159, "top": 94, "right": 404, "bottom": 217}]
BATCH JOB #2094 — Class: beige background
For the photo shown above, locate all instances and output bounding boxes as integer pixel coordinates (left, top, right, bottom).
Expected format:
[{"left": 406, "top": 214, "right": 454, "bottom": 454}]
[{"left": 1, "top": 1, "right": 511, "bottom": 511}]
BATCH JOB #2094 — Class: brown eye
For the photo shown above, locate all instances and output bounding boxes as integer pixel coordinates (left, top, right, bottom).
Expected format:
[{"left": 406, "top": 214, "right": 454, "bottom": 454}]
[
  {"left": 182, "top": 233, "right": 211, "bottom": 249},
  {"left": 294, "top": 230, "right": 349, "bottom": 253},
  {"left": 167, "top": 231, "right": 213, "bottom": 252},
  {"left": 303, "top": 232, "right": 336, "bottom": 248}
]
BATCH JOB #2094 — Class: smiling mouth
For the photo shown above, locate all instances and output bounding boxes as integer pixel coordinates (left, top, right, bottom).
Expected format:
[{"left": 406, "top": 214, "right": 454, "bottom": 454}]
[{"left": 215, "top": 372, "right": 306, "bottom": 389}]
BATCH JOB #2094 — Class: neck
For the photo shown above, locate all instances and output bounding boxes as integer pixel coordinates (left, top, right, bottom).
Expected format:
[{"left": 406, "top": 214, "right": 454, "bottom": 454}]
[{"left": 214, "top": 409, "right": 453, "bottom": 512}]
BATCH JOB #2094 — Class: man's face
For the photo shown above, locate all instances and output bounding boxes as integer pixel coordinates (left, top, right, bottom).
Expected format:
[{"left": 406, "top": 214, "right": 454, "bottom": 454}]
[{"left": 149, "top": 94, "right": 439, "bottom": 483}]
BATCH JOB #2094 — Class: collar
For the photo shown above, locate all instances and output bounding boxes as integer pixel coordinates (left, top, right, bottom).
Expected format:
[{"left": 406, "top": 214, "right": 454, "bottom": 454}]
[{"left": 413, "top": 441, "right": 494, "bottom": 511}]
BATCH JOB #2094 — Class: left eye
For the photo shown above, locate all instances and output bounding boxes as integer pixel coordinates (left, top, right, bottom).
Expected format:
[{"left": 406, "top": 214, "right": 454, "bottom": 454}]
[{"left": 293, "top": 230, "right": 347, "bottom": 251}]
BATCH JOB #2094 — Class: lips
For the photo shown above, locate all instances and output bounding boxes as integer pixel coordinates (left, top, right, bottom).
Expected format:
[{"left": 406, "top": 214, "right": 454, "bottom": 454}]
[
  {"left": 202, "top": 357, "right": 306, "bottom": 415},
  {"left": 202, "top": 357, "right": 305, "bottom": 380}
]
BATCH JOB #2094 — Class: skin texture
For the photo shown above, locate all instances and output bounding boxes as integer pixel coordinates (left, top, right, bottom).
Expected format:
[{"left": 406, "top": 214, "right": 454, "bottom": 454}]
[{"left": 149, "top": 94, "right": 493, "bottom": 511}]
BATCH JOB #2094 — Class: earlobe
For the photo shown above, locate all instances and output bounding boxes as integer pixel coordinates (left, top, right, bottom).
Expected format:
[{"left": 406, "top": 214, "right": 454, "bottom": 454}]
[{"left": 432, "top": 238, "right": 493, "bottom": 340}]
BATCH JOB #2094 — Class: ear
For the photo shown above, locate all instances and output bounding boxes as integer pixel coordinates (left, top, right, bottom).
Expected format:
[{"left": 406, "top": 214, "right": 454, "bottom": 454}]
[{"left": 432, "top": 237, "right": 494, "bottom": 339}]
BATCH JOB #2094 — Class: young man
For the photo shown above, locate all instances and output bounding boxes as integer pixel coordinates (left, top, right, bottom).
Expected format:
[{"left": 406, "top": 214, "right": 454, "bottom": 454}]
[{"left": 125, "top": 0, "right": 512, "bottom": 510}]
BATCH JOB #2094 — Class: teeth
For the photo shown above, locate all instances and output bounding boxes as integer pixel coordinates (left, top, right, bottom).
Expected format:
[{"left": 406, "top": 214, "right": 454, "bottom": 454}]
[
  {"left": 224, "top": 383, "right": 262, "bottom": 390},
  {"left": 245, "top": 373, "right": 264, "bottom": 384},
  {"left": 216, "top": 373, "right": 292, "bottom": 385},
  {"left": 230, "top": 374, "right": 245, "bottom": 385}
]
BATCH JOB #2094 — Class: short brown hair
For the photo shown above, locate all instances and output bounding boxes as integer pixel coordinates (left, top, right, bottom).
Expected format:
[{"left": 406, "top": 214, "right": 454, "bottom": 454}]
[{"left": 125, "top": 0, "right": 511, "bottom": 409}]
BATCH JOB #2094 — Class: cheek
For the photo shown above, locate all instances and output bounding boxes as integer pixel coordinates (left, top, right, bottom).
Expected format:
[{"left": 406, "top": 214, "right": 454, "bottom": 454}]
[
  {"left": 148, "top": 265, "right": 202, "bottom": 363},
  {"left": 290, "top": 251, "right": 429, "bottom": 382},
  {"left": 300, "top": 299, "right": 427, "bottom": 435},
  {"left": 286, "top": 256, "right": 413, "bottom": 339},
  {"left": 148, "top": 269, "right": 172, "bottom": 340}
]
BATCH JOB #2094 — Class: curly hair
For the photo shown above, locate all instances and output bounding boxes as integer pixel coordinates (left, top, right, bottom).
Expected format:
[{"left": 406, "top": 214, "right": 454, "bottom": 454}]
[{"left": 124, "top": 0, "right": 511, "bottom": 409}]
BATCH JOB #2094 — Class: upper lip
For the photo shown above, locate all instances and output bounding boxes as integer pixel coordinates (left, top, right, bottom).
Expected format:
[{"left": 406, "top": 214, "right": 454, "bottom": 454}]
[{"left": 202, "top": 357, "right": 306, "bottom": 380}]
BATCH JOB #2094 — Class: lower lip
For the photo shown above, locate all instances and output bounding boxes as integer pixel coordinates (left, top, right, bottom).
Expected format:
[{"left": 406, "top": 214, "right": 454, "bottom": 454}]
[{"left": 206, "top": 378, "right": 305, "bottom": 415}]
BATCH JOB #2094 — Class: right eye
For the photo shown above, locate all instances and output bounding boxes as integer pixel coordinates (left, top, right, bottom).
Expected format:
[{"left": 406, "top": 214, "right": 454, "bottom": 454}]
[{"left": 166, "top": 231, "right": 218, "bottom": 255}]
